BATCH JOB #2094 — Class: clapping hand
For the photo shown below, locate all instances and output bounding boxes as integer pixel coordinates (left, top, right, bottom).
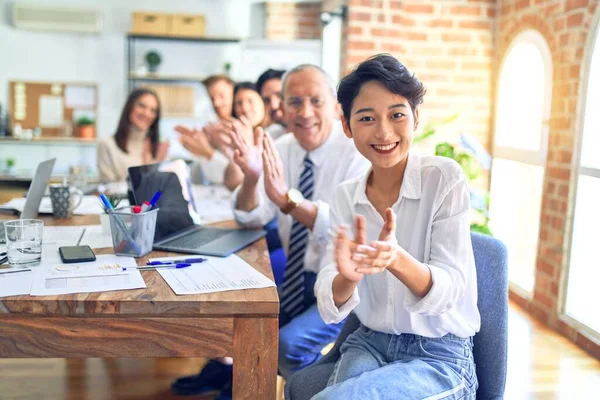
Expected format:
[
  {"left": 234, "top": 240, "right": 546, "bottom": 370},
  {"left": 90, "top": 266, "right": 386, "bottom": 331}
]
[
  {"left": 176, "top": 125, "right": 214, "bottom": 159},
  {"left": 352, "top": 208, "right": 401, "bottom": 275},
  {"left": 335, "top": 215, "right": 368, "bottom": 283},
  {"left": 229, "top": 118, "right": 264, "bottom": 183},
  {"left": 262, "top": 131, "right": 288, "bottom": 207}
]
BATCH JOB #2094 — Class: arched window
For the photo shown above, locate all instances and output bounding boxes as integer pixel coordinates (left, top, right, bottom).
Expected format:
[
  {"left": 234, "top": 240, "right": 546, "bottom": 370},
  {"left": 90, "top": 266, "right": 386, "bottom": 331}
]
[
  {"left": 489, "top": 30, "right": 552, "bottom": 294},
  {"left": 565, "top": 15, "right": 600, "bottom": 335}
]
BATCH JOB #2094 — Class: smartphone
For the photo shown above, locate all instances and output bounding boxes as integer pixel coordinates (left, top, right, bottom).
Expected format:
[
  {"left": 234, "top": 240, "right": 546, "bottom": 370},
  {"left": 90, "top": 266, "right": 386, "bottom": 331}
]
[{"left": 58, "top": 245, "right": 96, "bottom": 263}]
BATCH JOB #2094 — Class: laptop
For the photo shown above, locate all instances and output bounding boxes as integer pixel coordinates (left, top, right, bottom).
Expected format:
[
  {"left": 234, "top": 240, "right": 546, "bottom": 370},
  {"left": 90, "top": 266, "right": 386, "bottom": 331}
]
[
  {"left": 128, "top": 162, "right": 266, "bottom": 257},
  {"left": 0, "top": 158, "right": 56, "bottom": 244}
]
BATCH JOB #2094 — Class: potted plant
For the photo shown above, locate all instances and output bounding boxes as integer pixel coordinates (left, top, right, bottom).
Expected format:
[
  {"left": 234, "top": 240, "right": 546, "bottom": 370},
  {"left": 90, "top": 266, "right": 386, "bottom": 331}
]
[
  {"left": 145, "top": 50, "right": 162, "bottom": 73},
  {"left": 76, "top": 116, "right": 95, "bottom": 139},
  {"left": 415, "top": 115, "right": 493, "bottom": 236},
  {"left": 6, "top": 157, "right": 16, "bottom": 174},
  {"left": 223, "top": 62, "right": 232, "bottom": 76}
]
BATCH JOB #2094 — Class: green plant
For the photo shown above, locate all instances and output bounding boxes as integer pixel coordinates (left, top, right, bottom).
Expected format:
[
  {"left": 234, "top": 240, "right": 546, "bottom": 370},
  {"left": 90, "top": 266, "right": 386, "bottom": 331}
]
[
  {"left": 417, "top": 115, "right": 493, "bottom": 236},
  {"left": 223, "top": 62, "right": 232, "bottom": 75},
  {"left": 145, "top": 50, "right": 162, "bottom": 70},
  {"left": 6, "top": 157, "right": 15, "bottom": 168},
  {"left": 76, "top": 116, "right": 94, "bottom": 126}
]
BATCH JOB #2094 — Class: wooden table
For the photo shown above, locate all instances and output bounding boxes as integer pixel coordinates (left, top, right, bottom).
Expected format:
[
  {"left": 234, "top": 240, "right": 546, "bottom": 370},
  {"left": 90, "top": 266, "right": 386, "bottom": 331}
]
[{"left": 0, "top": 214, "right": 280, "bottom": 399}]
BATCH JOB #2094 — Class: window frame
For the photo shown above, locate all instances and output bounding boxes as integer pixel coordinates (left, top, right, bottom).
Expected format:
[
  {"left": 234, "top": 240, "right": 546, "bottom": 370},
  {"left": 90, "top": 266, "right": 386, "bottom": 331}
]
[
  {"left": 560, "top": 7, "right": 600, "bottom": 340},
  {"left": 490, "top": 29, "right": 553, "bottom": 297}
]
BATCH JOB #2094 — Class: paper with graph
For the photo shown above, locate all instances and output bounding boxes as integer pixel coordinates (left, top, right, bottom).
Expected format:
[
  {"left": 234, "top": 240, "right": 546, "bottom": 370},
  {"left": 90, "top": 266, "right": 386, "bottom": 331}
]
[
  {"left": 153, "top": 254, "right": 275, "bottom": 295},
  {"left": 30, "top": 255, "right": 145, "bottom": 296}
]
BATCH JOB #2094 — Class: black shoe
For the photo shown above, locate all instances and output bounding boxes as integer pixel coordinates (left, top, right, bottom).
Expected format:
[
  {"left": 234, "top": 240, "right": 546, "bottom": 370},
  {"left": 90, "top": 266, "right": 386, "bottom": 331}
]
[
  {"left": 171, "top": 360, "right": 233, "bottom": 396},
  {"left": 214, "top": 377, "right": 232, "bottom": 400}
]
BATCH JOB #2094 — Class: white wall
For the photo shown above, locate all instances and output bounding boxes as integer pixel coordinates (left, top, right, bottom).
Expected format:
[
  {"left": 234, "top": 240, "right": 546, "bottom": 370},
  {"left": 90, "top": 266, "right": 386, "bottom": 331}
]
[
  {"left": 0, "top": 0, "right": 322, "bottom": 176},
  {"left": 0, "top": 0, "right": 255, "bottom": 139}
]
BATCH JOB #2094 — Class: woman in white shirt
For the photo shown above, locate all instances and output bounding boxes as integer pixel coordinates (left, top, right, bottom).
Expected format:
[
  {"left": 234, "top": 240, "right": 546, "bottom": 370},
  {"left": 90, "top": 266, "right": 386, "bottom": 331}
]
[{"left": 313, "top": 54, "right": 480, "bottom": 399}]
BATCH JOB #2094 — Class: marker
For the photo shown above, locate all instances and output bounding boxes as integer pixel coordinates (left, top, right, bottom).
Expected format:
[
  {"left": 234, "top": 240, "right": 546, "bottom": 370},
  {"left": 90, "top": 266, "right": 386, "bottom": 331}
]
[
  {"left": 122, "top": 263, "right": 191, "bottom": 271},
  {"left": 132, "top": 205, "right": 142, "bottom": 214},
  {"left": 140, "top": 201, "right": 151, "bottom": 212},
  {"left": 146, "top": 258, "right": 206, "bottom": 266},
  {"left": 147, "top": 191, "right": 162, "bottom": 211}
]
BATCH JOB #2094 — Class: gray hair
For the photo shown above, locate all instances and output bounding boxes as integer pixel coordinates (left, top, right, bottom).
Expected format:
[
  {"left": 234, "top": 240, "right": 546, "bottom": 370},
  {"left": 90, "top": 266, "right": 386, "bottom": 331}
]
[{"left": 281, "top": 64, "right": 337, "bottom": 100}]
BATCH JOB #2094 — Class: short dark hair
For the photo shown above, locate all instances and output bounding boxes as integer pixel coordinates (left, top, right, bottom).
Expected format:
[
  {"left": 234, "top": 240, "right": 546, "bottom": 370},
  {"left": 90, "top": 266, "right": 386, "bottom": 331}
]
[
  {"left": 337, "top": 54, "right": 426, "bottom": 123},
  {"left": 232, "top": 82, "right": 259, "bottom": 118},
  {"left": 256, "top": 68, "right": 285, "bottom": 95},
  {"left": 202, "top": 74, "right": 234, "bottom": 89}
]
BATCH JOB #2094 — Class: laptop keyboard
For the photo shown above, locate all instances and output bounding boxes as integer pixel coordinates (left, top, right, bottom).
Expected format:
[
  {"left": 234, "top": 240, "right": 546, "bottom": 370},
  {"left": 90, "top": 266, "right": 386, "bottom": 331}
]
[{"left": 162, "top": 228, "right": 230, "bottom": 249}]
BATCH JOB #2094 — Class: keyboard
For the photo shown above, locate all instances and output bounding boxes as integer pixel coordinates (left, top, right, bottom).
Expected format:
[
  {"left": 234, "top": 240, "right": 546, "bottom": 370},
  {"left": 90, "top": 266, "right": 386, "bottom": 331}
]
[{"left": 161, "top": 228, "right": 230, "bottom": 248}]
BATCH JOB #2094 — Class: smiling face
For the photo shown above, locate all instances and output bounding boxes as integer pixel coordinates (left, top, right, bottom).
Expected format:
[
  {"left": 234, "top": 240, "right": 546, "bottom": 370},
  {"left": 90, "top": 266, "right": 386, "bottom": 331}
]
[
  {"left": 282, "top": 67, "right": 336, "bottom": 151},
  {"left": 129, "top": 93, "right": 158, "bottom": 132},
  {"left": 341, "top": 80, "right": 419, "bottom": 170},
  {"left": 260, "top": 78, "right": 283, "bottom": 126},
  {"left": 233, "top": 88, "right": 266, "bottom": 128},
  {"left": 207, "top": 79, "right": 234, "bottom": 120}
]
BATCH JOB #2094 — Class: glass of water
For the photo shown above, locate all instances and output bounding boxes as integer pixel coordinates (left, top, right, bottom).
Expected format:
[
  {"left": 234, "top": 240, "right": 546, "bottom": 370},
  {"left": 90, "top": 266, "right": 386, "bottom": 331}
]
[{"left": 4, "top": 219, "right": 44, "bottom": 267}]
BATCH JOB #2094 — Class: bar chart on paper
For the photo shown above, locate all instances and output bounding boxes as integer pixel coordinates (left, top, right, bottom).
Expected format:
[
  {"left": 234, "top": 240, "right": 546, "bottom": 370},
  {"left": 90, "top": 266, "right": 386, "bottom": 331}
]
[{"left": 155, "top": 254, "right": 275, "bottom": 295}]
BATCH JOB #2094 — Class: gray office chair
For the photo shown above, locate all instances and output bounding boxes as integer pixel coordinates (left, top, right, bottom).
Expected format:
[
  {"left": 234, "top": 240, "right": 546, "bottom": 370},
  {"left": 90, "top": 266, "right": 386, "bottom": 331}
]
[{"left": 285, "top": 232, "right": 509, "bottom": 400}]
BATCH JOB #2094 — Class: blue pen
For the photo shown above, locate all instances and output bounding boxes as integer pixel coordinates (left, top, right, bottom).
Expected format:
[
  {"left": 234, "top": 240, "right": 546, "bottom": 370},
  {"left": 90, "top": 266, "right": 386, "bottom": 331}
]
[
  {"left": 147, "top": 191, "right": 163, "bottom": 211},
  {"left": 100, "top": 194, "right": 142, "bottom": 255},
  {"left": 146, "top": 258, "right": 206, "bottom": 266},
  {"left": 122, "top": 263, "right": 191, "bottom": 271}
]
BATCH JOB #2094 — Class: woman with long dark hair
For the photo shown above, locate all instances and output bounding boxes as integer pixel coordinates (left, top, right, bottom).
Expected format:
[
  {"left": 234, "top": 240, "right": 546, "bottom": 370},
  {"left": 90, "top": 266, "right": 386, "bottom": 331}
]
[{"left": 97, "top": 88, "right": 170, "bottom": 182}]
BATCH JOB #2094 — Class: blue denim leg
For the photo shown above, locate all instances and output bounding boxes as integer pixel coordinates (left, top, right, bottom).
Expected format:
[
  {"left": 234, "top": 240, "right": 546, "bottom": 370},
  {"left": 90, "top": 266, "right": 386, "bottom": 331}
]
[
  {"left": 278, "top": 303, "right": 344, "bottom": 380},
  {"left": 313, "top": 326, "right": 477, "bottom": 400}
]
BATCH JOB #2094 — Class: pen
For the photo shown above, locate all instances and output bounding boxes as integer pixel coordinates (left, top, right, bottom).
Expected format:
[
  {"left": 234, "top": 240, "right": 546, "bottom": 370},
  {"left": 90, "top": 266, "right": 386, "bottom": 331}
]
[
  {"left": 0, "top": 268, "right": 32, "bottom": 275},
  {"left": 100, "top": 194, "right": 142, "bottom": 255},
  {"left": 122, "top": 263, "right": 191, "bottom": 271},
  {"left": 146, "top": 258, "right": 206, "bottom": 266}
]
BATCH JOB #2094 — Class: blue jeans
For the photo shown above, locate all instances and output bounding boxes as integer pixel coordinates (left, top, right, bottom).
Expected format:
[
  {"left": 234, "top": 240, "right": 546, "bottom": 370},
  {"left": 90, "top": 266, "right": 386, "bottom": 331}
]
[
  {"left": 278, "top": 272, "right": 344, "bottom": 380},
  {"left": 312, "top": 325, "right": 478, "bottom": 400}
]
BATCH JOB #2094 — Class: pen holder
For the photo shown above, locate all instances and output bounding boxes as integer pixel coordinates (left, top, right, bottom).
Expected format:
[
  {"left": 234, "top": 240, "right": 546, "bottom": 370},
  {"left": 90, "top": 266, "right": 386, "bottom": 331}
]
[{"left": 108, "top": 206, "right": 159, "bottom": 257}]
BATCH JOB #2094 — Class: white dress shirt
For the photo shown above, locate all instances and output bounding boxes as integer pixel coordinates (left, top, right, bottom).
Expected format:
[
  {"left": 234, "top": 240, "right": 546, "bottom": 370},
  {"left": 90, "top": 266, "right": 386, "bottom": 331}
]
[
  {"left": 265, "top": 123, "right": 288, "bottom": 141},
  {"left": 232, "top": 121, "right": 370, "bottom": 273},
  {"left": 315, "top": 152, "right": 481, "bottom": 338},
  {"left": 195, "top": 150, "right": 229, "bottom": 185}
]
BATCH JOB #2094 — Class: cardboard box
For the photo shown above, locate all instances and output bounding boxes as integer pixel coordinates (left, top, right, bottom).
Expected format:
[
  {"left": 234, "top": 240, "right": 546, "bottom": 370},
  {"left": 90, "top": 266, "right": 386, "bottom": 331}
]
[
  {"left": 169, "top": 14, "right": 205, "bottom": 38},
  {"left": 132, "top": 12, "right": 168, "bottom": 35}
]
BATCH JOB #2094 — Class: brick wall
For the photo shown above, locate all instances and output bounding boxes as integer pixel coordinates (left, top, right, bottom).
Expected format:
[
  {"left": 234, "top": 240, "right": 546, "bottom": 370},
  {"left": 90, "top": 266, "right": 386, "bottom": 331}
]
[
  {"left": 497, "top": 0, "right": 599, "bottom": 359},
  {"left": 343, "top": 0, "right": 496, "bottom": 156},
  {"left": 265, "top": 2, "right": 322, "bottom": 40},
  {"left": 343, "top": 0, "right": 600, "bottom": 358}
]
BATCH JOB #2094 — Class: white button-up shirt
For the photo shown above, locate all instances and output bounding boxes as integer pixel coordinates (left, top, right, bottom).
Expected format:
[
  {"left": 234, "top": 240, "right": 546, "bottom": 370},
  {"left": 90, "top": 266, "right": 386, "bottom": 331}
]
[
  {"left": 315, "top": 152, "right": 481, "bottom": 337},
  {"left": 232, "top": 121, "right": 370, "bottom": 273}
]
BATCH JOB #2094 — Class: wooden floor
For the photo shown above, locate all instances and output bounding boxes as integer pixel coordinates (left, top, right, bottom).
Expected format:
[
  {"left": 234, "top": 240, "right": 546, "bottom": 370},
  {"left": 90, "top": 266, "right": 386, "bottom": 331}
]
[{"left": 0, "top": 301, "right": 598, "bottom": 399}]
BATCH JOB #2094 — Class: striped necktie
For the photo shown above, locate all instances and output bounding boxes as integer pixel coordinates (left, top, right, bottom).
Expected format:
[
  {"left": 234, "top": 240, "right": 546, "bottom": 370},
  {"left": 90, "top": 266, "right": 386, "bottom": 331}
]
[{"left": 280, "top": 155, "right": 314, "bottom": 318}]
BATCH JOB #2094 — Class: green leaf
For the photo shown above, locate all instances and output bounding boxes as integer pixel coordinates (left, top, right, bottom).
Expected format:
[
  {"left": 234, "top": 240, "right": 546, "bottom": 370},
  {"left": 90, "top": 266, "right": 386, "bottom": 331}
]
[
  {"left": 435, "top": 143, "right": 455, "bottom": 159},
  {"left": 470, "top": 223, "right": 493, "bottom": 236}
]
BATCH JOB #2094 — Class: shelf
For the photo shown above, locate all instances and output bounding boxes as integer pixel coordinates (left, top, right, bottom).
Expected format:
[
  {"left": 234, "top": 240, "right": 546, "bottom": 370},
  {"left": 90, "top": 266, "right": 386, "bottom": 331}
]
[
  {"left": 0, "top": 136, "right": 97, "bottom": 146},
  {"left": 128, "top": 72, "right": 206, "bottom": 83},
  {"left": 127, "top": 33, "right": 241, "bottom": 43}
]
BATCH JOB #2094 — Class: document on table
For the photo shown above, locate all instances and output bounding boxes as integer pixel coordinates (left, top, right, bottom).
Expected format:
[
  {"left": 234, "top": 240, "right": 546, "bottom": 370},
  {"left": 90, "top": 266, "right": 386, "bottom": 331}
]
[
  {"left": 191, "top": 185, "right": 234, "bottom": 225},
  {"left": 152, "top": 254, "right": 275, "bottom": 295},
  {"left": 0, "top": 270, "right": 34, "bottom": 297},
  {"left": 30, "top": 255, "right": 145, "bottom": 296}
]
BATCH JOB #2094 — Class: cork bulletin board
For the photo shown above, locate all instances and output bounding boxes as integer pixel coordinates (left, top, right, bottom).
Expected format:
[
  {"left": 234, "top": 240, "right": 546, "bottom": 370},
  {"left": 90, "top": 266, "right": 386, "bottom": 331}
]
[{"left": 9, "top": 81, "right": 97, "bottom": 137}]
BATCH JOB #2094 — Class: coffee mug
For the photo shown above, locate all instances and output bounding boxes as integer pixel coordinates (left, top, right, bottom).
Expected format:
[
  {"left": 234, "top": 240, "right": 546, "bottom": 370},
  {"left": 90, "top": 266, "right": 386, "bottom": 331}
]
[{"left": 49, "top": 185, "right": 83, "bottom": 219}]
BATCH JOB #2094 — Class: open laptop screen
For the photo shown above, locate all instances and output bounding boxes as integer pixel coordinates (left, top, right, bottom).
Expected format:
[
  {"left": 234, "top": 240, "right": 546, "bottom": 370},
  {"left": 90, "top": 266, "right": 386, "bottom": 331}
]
[{"left": 128, "top": 161, "right": 198, "bottom": 242}]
